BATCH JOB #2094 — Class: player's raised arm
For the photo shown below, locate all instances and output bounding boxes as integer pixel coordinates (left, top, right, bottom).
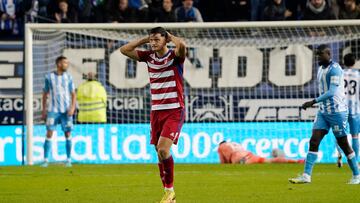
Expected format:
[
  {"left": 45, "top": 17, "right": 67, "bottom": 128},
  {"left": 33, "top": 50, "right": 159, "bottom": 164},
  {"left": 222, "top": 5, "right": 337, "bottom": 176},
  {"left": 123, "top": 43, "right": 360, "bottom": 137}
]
[
  {"left": 120, "top": 37, "right": 149, "bottom": 61},
  {"left": 168, "top": 33, "right": 186, "bottom": 58}
]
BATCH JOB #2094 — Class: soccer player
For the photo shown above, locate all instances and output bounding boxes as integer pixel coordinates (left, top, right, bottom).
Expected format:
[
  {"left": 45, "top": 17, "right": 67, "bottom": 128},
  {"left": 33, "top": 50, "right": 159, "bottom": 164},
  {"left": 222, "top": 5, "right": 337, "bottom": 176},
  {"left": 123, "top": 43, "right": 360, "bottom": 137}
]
[
  {"left": 218, "top": 141, "right": 304, "bottom": 164},
  {"left": 120, "top": 27, "right": 186, "bottom": 203},
  {"left": 336, "top": 53, "right": 360, "bottom": 168},
  {"left": 289, "top": 45, "right": 360, "bottom": 184},
  {"left": 41, "top": 56, "right": 76, "bottom": 167}
]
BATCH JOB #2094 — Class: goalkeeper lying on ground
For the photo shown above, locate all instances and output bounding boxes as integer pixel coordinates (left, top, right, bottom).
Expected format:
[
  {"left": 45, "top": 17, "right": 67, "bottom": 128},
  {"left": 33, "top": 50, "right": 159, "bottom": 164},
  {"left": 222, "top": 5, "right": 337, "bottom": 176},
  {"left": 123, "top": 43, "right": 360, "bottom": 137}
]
[{"left": 218, "top": 141, "right": 304, "bottom": 164}]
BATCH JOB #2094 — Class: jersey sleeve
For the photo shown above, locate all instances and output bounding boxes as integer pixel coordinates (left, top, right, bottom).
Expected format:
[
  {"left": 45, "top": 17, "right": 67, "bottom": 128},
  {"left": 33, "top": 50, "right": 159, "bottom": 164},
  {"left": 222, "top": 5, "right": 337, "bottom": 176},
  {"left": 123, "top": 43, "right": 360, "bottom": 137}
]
[
  {"left": 68, "top": 75, "right": 75, "bottom": 93},
  {"left": 315, "top": 66, "right": 342, "bottom": 103},
  {"left": 329, "top": 66, "right": 342, "bottom": 86},
  {"left": 136, "top": 50, "right": 150, "bottom": 62},
  {"left": 43, "top": 75, "right": 50, "bottom": 93}
]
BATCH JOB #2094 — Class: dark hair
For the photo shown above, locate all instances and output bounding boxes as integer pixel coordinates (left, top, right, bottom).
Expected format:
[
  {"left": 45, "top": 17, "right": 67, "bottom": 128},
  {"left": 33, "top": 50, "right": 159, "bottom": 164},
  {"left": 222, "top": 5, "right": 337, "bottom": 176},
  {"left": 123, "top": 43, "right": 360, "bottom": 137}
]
[
  {"left": 219, "top": 141, "right": 227, "bottom": 145},
  {"left": 56, "top": 56, "right": 67, "bottom": 65},
  {"left": 344, "top": 53, "right": 356, "bottom": 67},
  {"left": 148, "top": 27, "right": 168, "bottom": 38},
  {"left": 58, "top": 0, "right": 68, "bottom": 4},
  {"left": 316, "top": 44, "right": 330, "bottom": 54}
]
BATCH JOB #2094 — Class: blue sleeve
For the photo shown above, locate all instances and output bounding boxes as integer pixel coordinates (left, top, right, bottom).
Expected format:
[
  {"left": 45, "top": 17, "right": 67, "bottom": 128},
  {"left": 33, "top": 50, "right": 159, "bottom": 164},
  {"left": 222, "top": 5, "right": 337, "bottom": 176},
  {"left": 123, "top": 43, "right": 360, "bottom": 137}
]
[
  {"left": 69, "top": 76, "right": 75, "bottom": 93},
  {"left": 315, "top": 67, "right": 342, "bottom": 103},
  {"left": 43, "top": 75, "right": 50, "bottom": 93},
  {"left": 315, "top": 83, "right": 338, "bottom": 103}
]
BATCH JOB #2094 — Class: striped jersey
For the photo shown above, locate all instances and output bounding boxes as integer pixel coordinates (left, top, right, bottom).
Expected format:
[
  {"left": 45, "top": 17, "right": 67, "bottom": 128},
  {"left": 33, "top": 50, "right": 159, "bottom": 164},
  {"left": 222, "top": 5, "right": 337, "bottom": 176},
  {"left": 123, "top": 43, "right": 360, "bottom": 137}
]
[
  {"left": 317, "top": 61, "right": 347, "bottom": 114},
  {"left": 43, "top": 71, "right": 75, "bottom": 113},
  {"left": 343, "top": 68, "right": 360, "bottom": 115},
  {"left": 137, "top": 49, "right": 185, "bottom": 111}
]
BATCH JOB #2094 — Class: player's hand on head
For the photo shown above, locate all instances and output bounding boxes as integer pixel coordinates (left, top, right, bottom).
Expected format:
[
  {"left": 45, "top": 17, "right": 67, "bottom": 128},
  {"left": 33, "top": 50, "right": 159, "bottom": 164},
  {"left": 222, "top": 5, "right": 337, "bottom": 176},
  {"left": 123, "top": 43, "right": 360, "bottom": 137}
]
[{"left": 166, "top": 32, "right": 172, "bottom": 43}]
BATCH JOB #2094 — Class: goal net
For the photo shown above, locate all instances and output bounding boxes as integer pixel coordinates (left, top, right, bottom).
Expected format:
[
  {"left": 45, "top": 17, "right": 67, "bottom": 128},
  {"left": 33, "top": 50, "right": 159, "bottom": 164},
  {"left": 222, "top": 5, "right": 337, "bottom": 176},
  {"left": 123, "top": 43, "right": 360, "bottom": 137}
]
[{"left": 25, "top": 21, "right": 360, "bottom": 165}]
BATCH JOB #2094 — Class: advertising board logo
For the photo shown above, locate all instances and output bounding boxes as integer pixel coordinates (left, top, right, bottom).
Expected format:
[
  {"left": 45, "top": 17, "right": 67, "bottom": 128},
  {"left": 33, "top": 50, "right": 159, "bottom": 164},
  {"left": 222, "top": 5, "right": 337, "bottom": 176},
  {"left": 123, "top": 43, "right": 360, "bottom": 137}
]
[{"left": 188, "top": 95, "right": 233, "bottom": 122}]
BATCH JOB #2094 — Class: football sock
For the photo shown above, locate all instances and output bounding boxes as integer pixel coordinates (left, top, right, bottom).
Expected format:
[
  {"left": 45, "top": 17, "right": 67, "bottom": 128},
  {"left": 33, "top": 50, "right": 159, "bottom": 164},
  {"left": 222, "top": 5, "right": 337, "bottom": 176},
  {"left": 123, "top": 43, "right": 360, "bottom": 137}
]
[
  {"left": 352, "top": 136, "right": 359, "bottom": 159},
  {"left": 65, "top": 136, "right": 72, "bottom": 160},
  {"left": 347, "top": 152, "right": 359, "bottom": 176},
  {"left": 162, "top": 155, "right": 174, "bottom": 189},
  {"left": 158, "top": 162, "right": 165, "bottom": 187},
  {"left": 304, "top": 151, "right": 318, "bottom": 176},
  {"left": 44, "top": 138, "right": 52, "bottom": 161}
]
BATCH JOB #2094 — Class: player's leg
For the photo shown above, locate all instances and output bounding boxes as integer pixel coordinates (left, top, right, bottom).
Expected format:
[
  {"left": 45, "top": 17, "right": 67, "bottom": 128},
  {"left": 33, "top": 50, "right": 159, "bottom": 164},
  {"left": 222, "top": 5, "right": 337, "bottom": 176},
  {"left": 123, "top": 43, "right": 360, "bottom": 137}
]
[
  {"left": 42, "top": 130, "right": 54, "bottom": 167},
  {"left": 61, "top": 113, "right": 73, "bottom": 167},
  {"left": 304, "top": 130, "right": 327, "bottom": 175},
  {"left": 157, "top": 108, "right": 184, "bottom": 203},
  {"left": 335, "top": 142, "right": 343, "bottom": 168},
  {"left": 331, "top": 112, "right": 360, "bottom": 184},
  {"left": 352, "top": 134, "right": 359, "bottom": 160},
  {"left": 157, "top": 136, "right": 174, "bottom": 187},
  {"left": 269, "top": 157, "right": 304, "bottom": 164},
  {"left": 42, "top": 112, "right": 58, "bottom": 167},
  {"left": 289, "top": 112, "right": 328, "bottom": 184},
  {"left": 155, "top": 146, "right": 166, "bottom": 187},
  {"left": 336, "top": 136, "right": 360, "bottom": 184},
  {"left": 150, "top": 111, "right": 166, "bottom": 188},
  {"left": 157, "top": 137, "right": 176, "bottom": 203},
  {"left": 64, "top": 131, "right": 72, "bottom": 167},
  {"left": 289, "top": 130, "right": 326, "bottom": 183},
  {"left": 349, "top": 114, "right": 360, "bottom": 159},
  {"left": 245, "top": 155, "right": 266, "bottom": 164}
]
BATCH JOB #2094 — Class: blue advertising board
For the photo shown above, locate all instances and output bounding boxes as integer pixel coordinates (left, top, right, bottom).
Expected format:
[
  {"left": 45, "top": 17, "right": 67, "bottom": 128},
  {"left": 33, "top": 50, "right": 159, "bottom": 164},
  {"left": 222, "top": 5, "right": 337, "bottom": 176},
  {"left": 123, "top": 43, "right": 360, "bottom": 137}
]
[{"left": 0, "top": 122, "right": 341, "bottom": 165}]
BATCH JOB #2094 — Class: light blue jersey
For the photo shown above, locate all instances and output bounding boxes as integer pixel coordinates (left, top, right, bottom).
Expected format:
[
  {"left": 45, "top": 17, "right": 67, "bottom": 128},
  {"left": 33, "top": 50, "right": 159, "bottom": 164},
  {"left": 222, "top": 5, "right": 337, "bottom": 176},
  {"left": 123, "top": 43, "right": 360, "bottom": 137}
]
[
  {"left": 343, "top": 68, "right": 360, "bottom": 115},
  {"left": 317, "top": 61, "right": 347, "bottom": 114},
  {"left": 43, "top": 71, "right": 75, "bottom": 113}
]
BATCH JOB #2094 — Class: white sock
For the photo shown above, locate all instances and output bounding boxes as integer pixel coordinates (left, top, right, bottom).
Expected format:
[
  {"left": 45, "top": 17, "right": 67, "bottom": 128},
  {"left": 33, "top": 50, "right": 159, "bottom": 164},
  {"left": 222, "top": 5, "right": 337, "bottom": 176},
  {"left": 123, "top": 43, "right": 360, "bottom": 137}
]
[
  {"left": 303, "top": 173, "right": 311, "bottom": 179},
  {"left": 165, "top": 187, "right": 174, "bottom": 192}
]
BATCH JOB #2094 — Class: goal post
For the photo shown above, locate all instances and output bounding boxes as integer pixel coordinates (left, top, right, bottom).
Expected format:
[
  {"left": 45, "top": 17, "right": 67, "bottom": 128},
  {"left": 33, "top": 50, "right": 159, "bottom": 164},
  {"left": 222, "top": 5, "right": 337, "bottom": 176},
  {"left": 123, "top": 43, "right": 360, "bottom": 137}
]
[{"left": 25, "top": 20, "right": 360, "bottom": 165}]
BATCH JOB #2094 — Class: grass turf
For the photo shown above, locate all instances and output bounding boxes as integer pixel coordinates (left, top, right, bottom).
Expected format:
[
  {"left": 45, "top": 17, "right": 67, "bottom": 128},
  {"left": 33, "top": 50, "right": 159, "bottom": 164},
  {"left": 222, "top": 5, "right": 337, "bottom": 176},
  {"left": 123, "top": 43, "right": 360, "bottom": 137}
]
[{"left": 0, "top": 164, "right": 359, "bottom": 203}]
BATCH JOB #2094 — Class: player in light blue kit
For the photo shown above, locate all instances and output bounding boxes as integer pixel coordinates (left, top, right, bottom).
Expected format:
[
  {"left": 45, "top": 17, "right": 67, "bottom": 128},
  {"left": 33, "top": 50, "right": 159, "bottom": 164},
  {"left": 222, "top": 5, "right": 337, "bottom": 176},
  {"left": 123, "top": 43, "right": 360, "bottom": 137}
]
[
  {"left": 41, "top": 56, "right": 76, "bottom": 167},
  {"left": 337, "top": 53, "right": 360, "bottom": 167},
  {"left": 289, "top": 45, "right": 360, "bottom": 184}
]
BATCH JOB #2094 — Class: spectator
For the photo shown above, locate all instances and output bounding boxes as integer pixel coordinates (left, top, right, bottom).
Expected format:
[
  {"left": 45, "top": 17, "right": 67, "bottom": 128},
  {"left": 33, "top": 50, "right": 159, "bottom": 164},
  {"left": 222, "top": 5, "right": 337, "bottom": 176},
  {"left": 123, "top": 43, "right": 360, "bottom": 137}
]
[
  {"left": 106, "top": 0, "right": 138, "bottom": 22},
  {"left": 152, "top": 0, "right": 176, "bottom": 22},
  {"left": 174, "top": 0, "right": 203, "bottom": 22},
  {"left": 198, "top": 0, "right": 226, "bottom": 21},
  {"left": 224, "top": 0, "right": 250, "bottom": 21},
  {"left": 54, "top": 0, "right": 78, "bottom": 23},
  {"left": 0, "top": 0, "right": 19, "bottom": 38},
  {"left": 285, "top": 0, "right": 307, "bottom": 20},
  {"left": 302, "top": 0, "right": 337, "bottom": 20},
  {"left": 250, "top": 0, "right": 267, "bottom": 20},
  {"left": 264, "top": 0, "right": 292, "bottom": 20},
  {"left": 339, "top": 0, "right": 360, "bottom": 19},
  {"left": 78, "top": 0, "right": 106, "bottom": 23}
]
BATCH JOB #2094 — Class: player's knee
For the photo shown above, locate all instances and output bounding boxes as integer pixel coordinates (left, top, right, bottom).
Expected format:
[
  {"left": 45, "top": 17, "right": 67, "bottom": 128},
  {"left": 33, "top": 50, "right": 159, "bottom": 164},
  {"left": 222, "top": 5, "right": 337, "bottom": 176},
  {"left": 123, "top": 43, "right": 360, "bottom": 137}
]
[
  {"left": 157, "top": 147, "right": 170, "bottom": 160},
  {"left": 46, "top": 131, "right": 54, "bottom": 139},
  {"left": 309, "top": 138, "right": 320, "bottom": 151},
  {"left": 337, "top": 137, "right": 353, "bottom": 155},
  {"left": 65, "top": 132, "right": 71, "bottom": 139}
]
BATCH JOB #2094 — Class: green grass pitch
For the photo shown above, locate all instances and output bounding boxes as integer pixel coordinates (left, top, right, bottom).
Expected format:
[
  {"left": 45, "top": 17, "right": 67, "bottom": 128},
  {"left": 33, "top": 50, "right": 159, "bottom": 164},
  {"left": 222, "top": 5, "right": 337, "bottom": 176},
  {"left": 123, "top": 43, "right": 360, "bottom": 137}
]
[{"left": 1, "top": 164, "right": 360, "bottom": 203}]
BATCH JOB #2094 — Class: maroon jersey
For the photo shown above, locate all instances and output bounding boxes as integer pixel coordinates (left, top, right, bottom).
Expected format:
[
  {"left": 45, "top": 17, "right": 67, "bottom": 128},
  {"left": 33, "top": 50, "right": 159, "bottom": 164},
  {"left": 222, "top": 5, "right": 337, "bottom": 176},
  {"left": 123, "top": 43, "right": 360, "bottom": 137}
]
[{"left": 137, "top": 49, "right": 185, "bottom": 111}]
